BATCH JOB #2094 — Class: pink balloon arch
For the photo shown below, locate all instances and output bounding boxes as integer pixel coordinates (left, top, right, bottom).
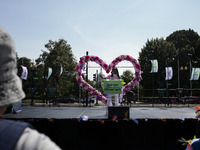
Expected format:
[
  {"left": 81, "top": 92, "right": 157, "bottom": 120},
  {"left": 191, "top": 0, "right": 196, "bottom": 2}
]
[{"left": 76, "top": 55, "right": 141, "bottom": 104}]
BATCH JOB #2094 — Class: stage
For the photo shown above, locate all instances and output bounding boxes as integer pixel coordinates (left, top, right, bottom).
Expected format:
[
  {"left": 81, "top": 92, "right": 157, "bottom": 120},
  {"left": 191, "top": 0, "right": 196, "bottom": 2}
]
[
  {"left": 3, "top": 106, "right": 196, "bottom": 119},
  {"left": 2, "top": 106, "right": 199, "bottom": 150}
]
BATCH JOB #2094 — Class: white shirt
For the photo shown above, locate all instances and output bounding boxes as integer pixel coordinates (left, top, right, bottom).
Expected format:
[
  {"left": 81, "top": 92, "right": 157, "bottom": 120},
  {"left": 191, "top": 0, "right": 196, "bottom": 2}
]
[{"left": 15, "top": 127, "right": 61, "bottom": 150}]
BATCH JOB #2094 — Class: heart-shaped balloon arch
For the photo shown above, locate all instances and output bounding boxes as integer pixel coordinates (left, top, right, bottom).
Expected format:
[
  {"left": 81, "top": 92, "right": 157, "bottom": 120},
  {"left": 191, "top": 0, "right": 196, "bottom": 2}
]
[{"left": 76, "top": 55, "right": 141, "bottom": 104}]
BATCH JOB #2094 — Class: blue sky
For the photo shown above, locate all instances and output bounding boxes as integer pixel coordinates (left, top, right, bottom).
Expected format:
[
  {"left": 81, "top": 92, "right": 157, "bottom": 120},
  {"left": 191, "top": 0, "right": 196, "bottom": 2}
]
[{"left": 1, "top": 0, "right": 200, "bottom": 79}]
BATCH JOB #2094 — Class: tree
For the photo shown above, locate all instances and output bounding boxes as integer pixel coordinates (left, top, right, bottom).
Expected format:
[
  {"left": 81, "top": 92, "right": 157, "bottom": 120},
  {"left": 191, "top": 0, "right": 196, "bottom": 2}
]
[
  {"left": 138, "top": 38, "right": 177, "bottom": 97},
  {"left": 166, "top": 29, "right": 200, "bottom": 64},
  {"left": 121, "top": 70, "right": 134, "bottom": 84},
  {"left": 17, "top": 57, "right": 32, "bottom": 98},
  {"left": 36, "top": 39, "right": 78, "bottom": 98},
  {"left": 195, "top": 37, "right": 200, "bottom": 60},
  {"left": 166, "top": 29, "right": 200, "bottom": 94},
  {"left": 166, "top": 29, "right": 199, "bottom": 50},
  {"left": 121, "top": 70, "right": 138, "bottom": 101}
]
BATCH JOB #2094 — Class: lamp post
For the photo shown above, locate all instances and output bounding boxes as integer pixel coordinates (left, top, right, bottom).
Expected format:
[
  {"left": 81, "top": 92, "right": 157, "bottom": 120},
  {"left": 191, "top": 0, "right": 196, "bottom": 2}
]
[
  {"left": 53, "top": 73, "right": 59, "bottom": 105},
  {"left": 42, "top": 76, "right": 47, "bottom": 106},
  {"left": 180, "top": 66, "right": 188, "bottom": 88},
  {"left": 188, "top": 51, "right": 198, "bottom": 97},
  {"left": 180, "top": 66, "right": 187, "bottom": 104},
  {"left": 30, "top": 61, "right": 37, "bottom": 106}
]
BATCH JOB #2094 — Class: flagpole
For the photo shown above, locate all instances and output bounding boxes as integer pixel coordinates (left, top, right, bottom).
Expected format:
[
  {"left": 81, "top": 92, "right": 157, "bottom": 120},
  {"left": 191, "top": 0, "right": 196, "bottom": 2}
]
[
  {"left": 166, "top": 58, "right": 169, "bottom": 106},
  {"left": 189, "top": 57, "right": 192, "bottom": 96},
  {"left": 21, "top": 59, "right": 23, "bottom": 107},
  {"left": 177, "top": 59, "right": 180, "bottom": 88}
]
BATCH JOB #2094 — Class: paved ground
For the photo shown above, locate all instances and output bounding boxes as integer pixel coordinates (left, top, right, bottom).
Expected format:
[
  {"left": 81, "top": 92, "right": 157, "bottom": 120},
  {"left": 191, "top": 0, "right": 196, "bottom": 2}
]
[{"left": 3, "top": 105, "right": 196, "bottom": 119}]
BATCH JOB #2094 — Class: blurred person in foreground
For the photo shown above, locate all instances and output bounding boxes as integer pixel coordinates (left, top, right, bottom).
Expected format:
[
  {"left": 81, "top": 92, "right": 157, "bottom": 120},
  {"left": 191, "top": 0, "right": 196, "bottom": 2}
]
[{"left": 0, "top": 27, "right": 61, "bottom": 150}]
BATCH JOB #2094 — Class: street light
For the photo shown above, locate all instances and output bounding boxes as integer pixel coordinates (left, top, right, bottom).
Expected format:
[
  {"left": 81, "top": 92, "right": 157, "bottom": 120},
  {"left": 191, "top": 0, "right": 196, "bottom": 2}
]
[
  {"left": 180, "top": 66, "right": 188, "bottom": 91},
  {"left": 30, "top": 61, "right": 37, "bottom": 106},
  {"left": 42, "top": 76, "right": 47, "bottom": 105},
  {"left": 180, "top": 66, "right": 188, "bottom": 71},
  {"left": 180, "top": 65, "right": 188, "bottom": 104}
]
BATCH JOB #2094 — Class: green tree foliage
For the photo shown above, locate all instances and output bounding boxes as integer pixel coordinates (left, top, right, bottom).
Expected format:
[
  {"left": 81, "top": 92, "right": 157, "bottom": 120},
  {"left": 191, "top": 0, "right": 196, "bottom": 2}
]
[
  {"left": 121, "top": 70, "right": 138, "bottom": 100},
  {"left": 121, "top": 70, "right": 134, "bottom": 83},
  {"left": 139, "top": 29, "right": 200, "bottom": 97},
  {"left": 166, "top": 29, "right": 199, "bottom": 65},
  {"left": 35, "top": 39, "right": 78, "bottom": 98},
  {"left": 166, "top": 29, "right": 199, "bottom": 51},
  {"left": 17, "top": 57, "right": 32, "bottom": 98},
  {"left": 195, "top": 37, "right": 200, "bottom": 60},
  {"left": 166, "top": 29, "right": 200, "bottom": 94},
  {"left": 138, "top": 38, "right": 177, "bottom": 96}
]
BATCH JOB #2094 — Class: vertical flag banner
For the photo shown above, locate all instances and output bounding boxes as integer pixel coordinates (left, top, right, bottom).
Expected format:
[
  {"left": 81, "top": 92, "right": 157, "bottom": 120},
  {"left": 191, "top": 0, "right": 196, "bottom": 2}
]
[
  {"left": 21, "top": 66, "right": 28, "bottom": 80},
  {"left": 190, "top": 68, "right": 200, "bottom": 80},
  {"left": 150, "top": 59, "right": 158, "bottom": 73},
  {"left": 47, "top": 68, "right": 52, "bottom": 79},
  {"left": 60, "top": 63, "right": 63, "bottom": 77},
  {"left": 165, "top": 67, "right": 173, "bottom": 80}
]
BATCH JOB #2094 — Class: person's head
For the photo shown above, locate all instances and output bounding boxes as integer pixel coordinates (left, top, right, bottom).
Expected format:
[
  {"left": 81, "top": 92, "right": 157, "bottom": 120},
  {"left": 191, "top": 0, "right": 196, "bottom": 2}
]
[
  {"left": 111, "top": 67, "right": 117, "bottom": 74},
  {"left": 0, "top": 27, "right": 25, "bottom": 115},
  {"left": 111, "top": 67, "right": 120, "bottom": 78}
]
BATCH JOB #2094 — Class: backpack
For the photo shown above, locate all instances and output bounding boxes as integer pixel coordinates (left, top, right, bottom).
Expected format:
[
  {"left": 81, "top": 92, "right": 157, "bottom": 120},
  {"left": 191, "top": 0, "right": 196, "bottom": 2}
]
[{"left": 0, "top": 119, "right": 34, "bottom": 150}]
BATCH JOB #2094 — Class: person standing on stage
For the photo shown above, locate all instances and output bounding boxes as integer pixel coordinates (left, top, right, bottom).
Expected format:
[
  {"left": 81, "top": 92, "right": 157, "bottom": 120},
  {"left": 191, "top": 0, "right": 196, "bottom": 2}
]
[{"left": 100, "top": 67, "right": 121, "bottom": 115}]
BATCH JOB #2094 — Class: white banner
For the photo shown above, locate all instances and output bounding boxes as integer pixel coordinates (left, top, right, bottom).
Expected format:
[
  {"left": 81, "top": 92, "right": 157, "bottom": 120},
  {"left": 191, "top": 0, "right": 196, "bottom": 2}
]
[
  {"left": 150, "top": 59, "right": 158, "bottom": 73},
  {"left": 20, "top": 66, "right": 28, "bottom": 80},
  {"left": 165, "top": 67, "right": 173, "bottom": 80},
  {"left": 190, "top": 68, "right": 200, "bottom": 80},
  {"left": 60, "top": 63, "right": 63, "bottom": 77},
  {"left": 47, "top": 68, "right": 52, "bottom": 79}
]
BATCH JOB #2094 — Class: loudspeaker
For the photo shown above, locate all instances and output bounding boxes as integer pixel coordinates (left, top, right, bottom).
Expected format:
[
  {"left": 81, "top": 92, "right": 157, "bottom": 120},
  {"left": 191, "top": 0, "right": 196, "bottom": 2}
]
[{"left": 108, "top": 106, "right": 129, "bottom": 119}]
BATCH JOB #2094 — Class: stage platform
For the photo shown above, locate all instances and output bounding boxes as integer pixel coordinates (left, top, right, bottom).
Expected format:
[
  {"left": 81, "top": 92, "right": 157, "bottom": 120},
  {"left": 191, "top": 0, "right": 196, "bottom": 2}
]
[
  {"left": 3, "top": 106, "right": 196, "bottom": 119},
  {"left": 2, "top": 106, "right": 199, "bottom": 150}
]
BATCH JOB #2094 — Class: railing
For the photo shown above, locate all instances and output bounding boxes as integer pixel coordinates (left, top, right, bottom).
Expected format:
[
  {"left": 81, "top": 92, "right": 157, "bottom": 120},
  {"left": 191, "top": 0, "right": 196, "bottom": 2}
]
[{"left": 22, "top": 88, "right": 200, "bottom": 107}]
